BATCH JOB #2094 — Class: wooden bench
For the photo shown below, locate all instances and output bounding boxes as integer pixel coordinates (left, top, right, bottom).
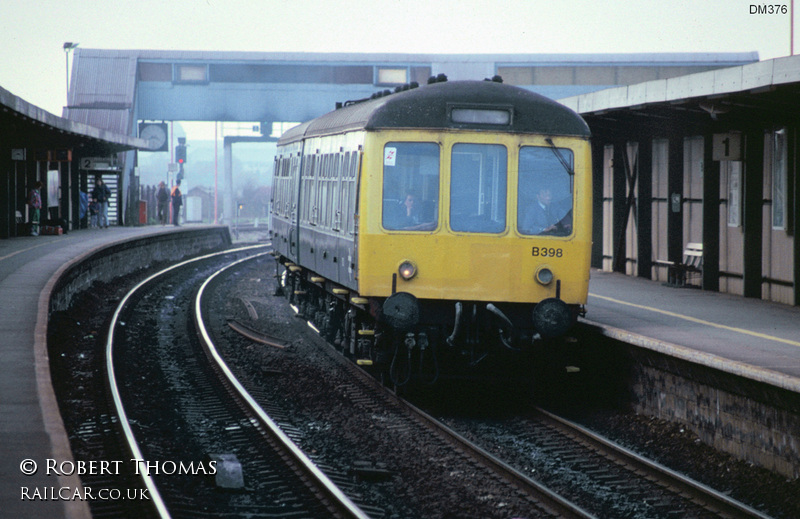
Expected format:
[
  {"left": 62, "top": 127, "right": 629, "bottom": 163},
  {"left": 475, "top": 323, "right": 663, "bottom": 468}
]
[{"left": 667, "top": 242, "right": 703, "bottom": 287}]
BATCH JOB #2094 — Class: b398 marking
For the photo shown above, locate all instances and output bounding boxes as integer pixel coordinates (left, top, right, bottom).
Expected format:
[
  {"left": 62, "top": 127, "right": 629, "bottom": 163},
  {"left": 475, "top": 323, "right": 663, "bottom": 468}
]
[{"left": 532, "top": 247, "right": 563, "bottom": 257}]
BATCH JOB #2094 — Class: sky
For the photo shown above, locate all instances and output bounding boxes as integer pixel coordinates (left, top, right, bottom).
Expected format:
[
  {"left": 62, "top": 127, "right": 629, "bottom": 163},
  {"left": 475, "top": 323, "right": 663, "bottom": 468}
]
[{"left": 0, "top": 0, "right": 794, "bottom": 118}]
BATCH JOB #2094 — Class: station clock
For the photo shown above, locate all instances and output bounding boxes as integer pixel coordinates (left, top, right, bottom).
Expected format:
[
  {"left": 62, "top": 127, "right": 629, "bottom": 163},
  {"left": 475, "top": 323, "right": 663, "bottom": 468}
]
[{"left": 138, "top": 122, "right": 169, "bottom": 152}]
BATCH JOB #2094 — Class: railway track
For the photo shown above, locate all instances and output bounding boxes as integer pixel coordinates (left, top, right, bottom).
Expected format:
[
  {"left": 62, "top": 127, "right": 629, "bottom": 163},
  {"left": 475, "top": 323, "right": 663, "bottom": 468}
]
[
  {"left": 293, "top": 332, "right": 595, "bottom": 518},
  {"left": 106, "top": 246, "right": 369, "bottom": 518},
  {"left": 533, "top": 408, "right": 774, "bottom": 519},
  {"left": 434, "top": 405, "right": 774, "bottom": 519},
  {"left": 223, "top": 252, "right": 774, "bottom": 519},
  {"left": 289, "top": 305, "right": 773, "bottom": 518},
  {"left": 207, "top": 251, "right": 592, "bottom": 518},
  {"left": 56, "top": 246, "right": 779, "bottom": 518}
]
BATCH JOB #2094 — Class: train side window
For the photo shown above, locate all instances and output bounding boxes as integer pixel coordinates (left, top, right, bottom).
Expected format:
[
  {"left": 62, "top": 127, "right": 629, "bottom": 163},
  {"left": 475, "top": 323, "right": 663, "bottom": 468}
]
[
  {"left": 333, "top": 152, "right": 349, "bottom": 231},
  {"left": 328, "top": 153, "right": 342, "bottom": 230},
  {"left": 517, "top": 146, "right": 573, "bottom": 236},
  {"left": 301, "top": 154, "right": 318, "bottom": 224},
  {"left": 382, "top": 142, "right": 439, "bottom": 231},
  {"left": 319, "top": 154, "right": 332, "bottom": 227},
  {"left": 450, "top": 143, "right": 507, "bottom": 233}
]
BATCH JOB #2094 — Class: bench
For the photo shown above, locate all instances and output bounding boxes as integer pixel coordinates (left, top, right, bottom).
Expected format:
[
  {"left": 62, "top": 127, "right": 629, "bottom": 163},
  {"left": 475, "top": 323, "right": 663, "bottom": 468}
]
[{"left": 666, "top": 242, "right": 703, "bottom": 287}]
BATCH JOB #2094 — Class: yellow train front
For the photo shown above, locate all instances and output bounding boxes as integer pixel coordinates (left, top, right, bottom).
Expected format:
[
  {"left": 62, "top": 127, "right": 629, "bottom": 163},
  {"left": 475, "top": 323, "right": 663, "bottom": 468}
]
[{"left": 270, "top": 77, "right": 591, "bottom": 386}]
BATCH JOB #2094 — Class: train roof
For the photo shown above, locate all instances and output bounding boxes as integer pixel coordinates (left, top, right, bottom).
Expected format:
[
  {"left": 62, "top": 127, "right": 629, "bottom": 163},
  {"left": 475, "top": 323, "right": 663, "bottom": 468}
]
[{"left": 278, "top": 80, "right": 590, "bottom": 145}]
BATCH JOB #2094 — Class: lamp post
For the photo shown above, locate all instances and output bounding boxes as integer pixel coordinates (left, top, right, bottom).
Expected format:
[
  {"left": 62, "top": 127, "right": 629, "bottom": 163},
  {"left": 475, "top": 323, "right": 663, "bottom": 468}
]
[{"left": 63, "top": 42, "right": 78, "bottom": 107}]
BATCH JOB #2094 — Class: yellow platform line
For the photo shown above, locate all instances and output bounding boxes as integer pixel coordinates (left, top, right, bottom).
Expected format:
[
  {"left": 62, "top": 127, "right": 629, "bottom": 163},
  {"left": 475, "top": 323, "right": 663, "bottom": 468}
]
[{"left": 589, "top": 293, "right": 800, "bottom": 348}]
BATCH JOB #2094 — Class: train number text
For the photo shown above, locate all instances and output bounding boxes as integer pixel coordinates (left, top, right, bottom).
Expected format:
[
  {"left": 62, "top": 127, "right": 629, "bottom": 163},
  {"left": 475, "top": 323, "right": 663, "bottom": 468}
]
[{"left": 532, "top": 247, "right": 563, "bottom": 257}]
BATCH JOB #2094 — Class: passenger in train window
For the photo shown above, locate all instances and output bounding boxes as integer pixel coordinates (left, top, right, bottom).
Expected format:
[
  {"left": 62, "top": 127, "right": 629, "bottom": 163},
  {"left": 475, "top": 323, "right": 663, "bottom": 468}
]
[
  {"left": 399, "top": 194, "right": 420, "bottom": 227},
  {"left": 385, "top": 193, "right": 436, "bottom": 231},
  {"left": 384, "top": 193, "right": 418, "bottom": 229},
  {"left": 522, "top": 188, "right": 571, "bottom": 235}
]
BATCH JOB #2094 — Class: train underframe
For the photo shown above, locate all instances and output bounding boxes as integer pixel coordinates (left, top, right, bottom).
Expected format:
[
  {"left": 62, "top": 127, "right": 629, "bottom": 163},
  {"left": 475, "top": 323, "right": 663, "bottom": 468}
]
[{"left": 276, "top": 259, "right": 582, "bottom": 387}]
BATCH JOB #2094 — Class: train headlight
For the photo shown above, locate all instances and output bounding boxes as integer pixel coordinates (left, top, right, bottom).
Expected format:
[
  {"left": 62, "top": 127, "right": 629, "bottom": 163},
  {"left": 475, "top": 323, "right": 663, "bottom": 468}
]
[
  {"left": 535, "top": 266, "right": 554, "bottom": 285},
  {"left": 398, "top": 260, "right": 417, "bottom": 280}
]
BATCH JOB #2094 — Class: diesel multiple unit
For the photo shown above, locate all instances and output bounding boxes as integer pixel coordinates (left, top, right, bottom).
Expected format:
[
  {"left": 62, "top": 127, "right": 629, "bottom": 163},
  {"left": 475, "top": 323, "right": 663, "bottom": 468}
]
[{"left": 270, "top": 77, "right": 592, "bottom": 385}]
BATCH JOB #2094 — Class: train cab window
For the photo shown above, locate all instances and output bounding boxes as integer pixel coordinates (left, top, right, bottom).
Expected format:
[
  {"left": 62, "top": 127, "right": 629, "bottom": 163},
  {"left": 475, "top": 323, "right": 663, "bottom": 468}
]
[
  {"left": 382, "top": 142, "right": 440, "bottom": 231},
  {"left": 517, "top": 146, "right": 574, "bottom": 236},
  {"left": 450, "top": 144, "right": 507, "bottom": 233}
]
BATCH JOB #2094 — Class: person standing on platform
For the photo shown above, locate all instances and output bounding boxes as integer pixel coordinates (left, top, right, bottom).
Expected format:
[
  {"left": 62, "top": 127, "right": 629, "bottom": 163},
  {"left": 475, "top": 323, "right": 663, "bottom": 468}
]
[
  {"left": 88, "top": 197, "right": 99, "bottom": 228},
  {"left": 79, "top": 191, "right": 88, "bottom": 228},
  {"left": 92, "top": 177, "right": 112, "bottom": 229},
  {"left": 28, "top": 181, "right": 43, "bottom": 236},
  {"left": 171, "top": 180, "right": 183, "bottom": 227},
  {"left": 156, "top": 181, "right": 169, "bottom": 225}
]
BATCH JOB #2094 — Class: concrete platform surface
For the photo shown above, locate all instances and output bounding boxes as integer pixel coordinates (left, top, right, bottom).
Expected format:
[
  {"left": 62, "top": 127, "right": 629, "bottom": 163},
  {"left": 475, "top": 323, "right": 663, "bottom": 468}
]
[
  {"left": 0, "top": 225, "right": 219, "bottom": 519},
  {"left": 585, "top": 269, "right": 800, "bottom": 392}
]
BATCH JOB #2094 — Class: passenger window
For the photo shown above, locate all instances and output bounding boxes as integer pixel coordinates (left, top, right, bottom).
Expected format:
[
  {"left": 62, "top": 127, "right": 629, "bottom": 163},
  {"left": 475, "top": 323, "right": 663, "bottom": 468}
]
[
  {"left": 450, "top": 143, "right": 507, "bottom": 233},
  {"left": 382, "top": 142, "right": 440, "bottom": 231},
  {"left": 518, "top": 146, "right": 574, "bottom": 236}
]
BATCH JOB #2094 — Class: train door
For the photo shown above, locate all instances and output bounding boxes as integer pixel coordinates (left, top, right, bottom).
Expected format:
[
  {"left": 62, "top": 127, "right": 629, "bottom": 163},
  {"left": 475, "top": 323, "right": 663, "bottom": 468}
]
[
  {"left": 298, "top": 148, "right": 320, "bottom": 271},
  {"left": 314, "top": 152, "right": 340, "bottom": 281},
  {"left": 337, "top": 150, "right": 360, "bottom": 289},
  {"left": 288, "top": 144, "right": 304, "bottom": 264}
]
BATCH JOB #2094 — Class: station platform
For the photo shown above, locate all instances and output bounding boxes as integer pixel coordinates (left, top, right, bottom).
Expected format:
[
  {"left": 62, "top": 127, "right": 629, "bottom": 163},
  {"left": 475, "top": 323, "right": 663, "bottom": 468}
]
[
  {"left": 584, "top": 269, "right": 800, "bottom": 393},
  {"left": 0, "top": 225, "right": 216, "bottom": 519}
]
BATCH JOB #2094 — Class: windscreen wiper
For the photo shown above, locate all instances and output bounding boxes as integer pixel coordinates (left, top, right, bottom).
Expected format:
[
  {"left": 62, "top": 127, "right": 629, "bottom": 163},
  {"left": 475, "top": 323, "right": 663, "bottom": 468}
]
[{"left": 545, "top": 138, "right": 575, "bottom": 176}]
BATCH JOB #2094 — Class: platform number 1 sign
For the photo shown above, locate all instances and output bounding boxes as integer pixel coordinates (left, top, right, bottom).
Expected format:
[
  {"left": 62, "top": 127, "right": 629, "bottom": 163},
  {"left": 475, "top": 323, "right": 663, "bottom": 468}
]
[{"left": 712, "top": 133, "right": 742, "bottom": 161}]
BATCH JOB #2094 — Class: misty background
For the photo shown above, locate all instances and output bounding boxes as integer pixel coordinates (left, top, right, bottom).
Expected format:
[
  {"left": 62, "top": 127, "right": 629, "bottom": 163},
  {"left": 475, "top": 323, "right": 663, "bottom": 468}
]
[{"left": 137, "top": 123, "right": 278, "bottom": 219}]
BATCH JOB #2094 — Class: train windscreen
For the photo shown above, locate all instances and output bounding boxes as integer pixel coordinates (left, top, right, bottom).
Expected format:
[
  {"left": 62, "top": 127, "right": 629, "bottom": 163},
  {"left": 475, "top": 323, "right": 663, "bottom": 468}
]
[
  {"left": 382, "top": 142, "right": 440, "bottom": 231},
  {"left": 450, "top": 143, "right": 508, "bottom": 233},
  {"left": 517, "top": 146, "right": 574, "bottom": 236}
]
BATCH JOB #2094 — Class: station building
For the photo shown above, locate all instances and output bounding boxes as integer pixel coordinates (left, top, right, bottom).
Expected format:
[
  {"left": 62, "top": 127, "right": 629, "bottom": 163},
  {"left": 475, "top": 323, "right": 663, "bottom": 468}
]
[
  {"left": 0, "top": 86, "right": 144, "bottom": 237},
  {"left": 560, "top": 55, "right": 800, "bottom": 306}
]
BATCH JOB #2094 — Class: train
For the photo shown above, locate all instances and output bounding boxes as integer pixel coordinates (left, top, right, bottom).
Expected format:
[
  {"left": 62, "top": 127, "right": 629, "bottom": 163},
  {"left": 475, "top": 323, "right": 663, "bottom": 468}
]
[{"left": 269, "top": 75, "right": 592, "bottom": 386}]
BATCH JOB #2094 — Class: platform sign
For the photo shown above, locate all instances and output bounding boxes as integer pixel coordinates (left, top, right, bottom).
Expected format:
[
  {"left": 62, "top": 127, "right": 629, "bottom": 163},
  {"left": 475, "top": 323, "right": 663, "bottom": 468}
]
[
  {"left": 81, "top": 156, "right": 119, "bottom": 171},
  {"left": 712, "top": 133, "right": 742, "bottom": 161}
]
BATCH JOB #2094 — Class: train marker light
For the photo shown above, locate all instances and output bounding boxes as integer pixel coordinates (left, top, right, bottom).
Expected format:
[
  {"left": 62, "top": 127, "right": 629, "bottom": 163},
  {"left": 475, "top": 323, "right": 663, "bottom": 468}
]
[
  {"left": 535, "top": 266, "right": 554, "bottom": 285},
  {"left": 398, "top": 260, "right": 417, "bottom": 280}
]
